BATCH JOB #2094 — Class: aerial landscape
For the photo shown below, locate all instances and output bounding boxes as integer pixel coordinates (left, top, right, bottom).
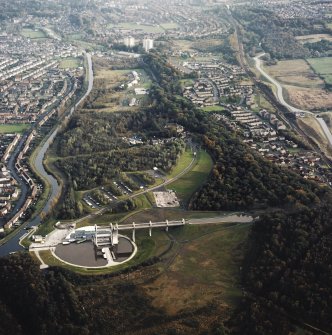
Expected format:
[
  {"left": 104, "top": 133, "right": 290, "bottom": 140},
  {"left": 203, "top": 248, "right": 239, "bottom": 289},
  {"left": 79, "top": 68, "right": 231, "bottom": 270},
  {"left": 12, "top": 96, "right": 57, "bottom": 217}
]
[{"left": 0, "top": 0, "right": 332, "bottom": 334}]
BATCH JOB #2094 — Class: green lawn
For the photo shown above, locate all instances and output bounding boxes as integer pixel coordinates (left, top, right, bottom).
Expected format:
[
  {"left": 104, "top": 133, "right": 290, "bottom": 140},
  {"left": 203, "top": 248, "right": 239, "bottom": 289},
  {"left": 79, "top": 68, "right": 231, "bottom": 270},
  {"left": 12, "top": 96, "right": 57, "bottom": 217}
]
[
  {"left": 179, "top": 79, "right": 195, "bottom": 88},
  {"left": 133, "top": 194, "right": 153, "bottom": 210},
  {"left": 201, "top": 105, "right": 226, "bottom": 112},
  {"left": 21, "top": 28, "right": 46, "bottom": 39},
  {"left": 307, "top": 57, "right": 332, "bottom": 84},
  {"left": 169, "top": 150, "right": 213, "bottom": 203},
  {"left": 0, "top": 124, "right": 30, "bottom": 133},
  {"left": 59, "top": 57, "right": 81, "bottom": 69},
  {"left": 168, "top": 148, "right": 194, "bottom": 179}
]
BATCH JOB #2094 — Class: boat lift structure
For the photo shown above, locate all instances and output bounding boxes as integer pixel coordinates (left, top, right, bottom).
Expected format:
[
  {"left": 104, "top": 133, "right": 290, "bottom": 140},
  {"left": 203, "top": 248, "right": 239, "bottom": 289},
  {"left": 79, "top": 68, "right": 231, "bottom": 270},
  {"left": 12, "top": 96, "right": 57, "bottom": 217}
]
[{"left": 93, "top": 219, "right": 186, "bottom": 247}]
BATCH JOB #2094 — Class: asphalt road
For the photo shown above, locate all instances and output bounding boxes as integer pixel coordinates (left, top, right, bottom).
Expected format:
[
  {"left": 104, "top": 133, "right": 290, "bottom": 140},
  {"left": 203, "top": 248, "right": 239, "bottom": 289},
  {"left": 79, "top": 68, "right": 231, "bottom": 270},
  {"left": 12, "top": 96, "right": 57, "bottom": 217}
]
[
  {"left": 254, "top": 53, "right": 332, "bottom": 147},
  {"left": 188, "top": 214, "right": 253, "bottom": 225}
]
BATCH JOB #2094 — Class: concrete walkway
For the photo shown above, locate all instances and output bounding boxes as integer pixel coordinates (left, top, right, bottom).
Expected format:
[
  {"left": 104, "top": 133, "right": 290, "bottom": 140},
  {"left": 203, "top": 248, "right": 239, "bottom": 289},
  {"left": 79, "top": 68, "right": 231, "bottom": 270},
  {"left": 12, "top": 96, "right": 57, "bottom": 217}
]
[{"left": 34, "top": 250, "right": 49, "bottom": 269}]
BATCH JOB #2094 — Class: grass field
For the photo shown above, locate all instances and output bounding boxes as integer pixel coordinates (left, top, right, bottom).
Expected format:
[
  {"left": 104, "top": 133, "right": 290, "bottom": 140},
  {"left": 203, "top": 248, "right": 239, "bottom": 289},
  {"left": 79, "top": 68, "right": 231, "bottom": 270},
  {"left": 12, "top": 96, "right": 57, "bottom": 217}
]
[
  {"left": 264, "top": 59, "right": 324, "bottom": 88},
  {"left": 21, "top": 28, "right": 47, "bottom": 39},
  {"left": 179, "top": 79, "right": 195, "bottom": 88},
  {"left": 108, "top": 22, "right": 164, "bottom": 33},
  {"left": 297, "top": 116, "right": 332, "bottom": 158},
  {"left": 284, "top": 84, "right": 332, "bottom": 110},
  {"left": 59, "top": 57, "right": 81, "bottom": 69},
  {"left": 160, "top": 22, "right": 179, "bottom": 30},
  {"left": 167, "top": 148, "right": 195, "bottom": 179},
  {"left": 263, "top": 58, "right": 332, "bottom": 110},
  {"left": 143, "top": 223, "right": 250, "bottom": 314},
  {"left": 307, "top": 57, "right": 332, "bottom": 85},
  {"left": 0, "top": 124, "right": 30, "bottom": 133},
  {"left": 201, "top": 105, "right": 226, "bottom": 112},
  {"left": 172, "top": 39, "right": 196, "bottom": 52},
  {"left": 300, "top": 115, "right": 328, "bottom": 140},
  {"left": 91, "top": 63, "right": 152, "bottom": 111},
  {"left": 169, "top": 150, "right": 213, "bottom": 203},
  {"left": 254, "top": 93, "right": 275, "bottom": 112},
  {"left": 295, "top": 34, "right": 332, "bottom": 43}
]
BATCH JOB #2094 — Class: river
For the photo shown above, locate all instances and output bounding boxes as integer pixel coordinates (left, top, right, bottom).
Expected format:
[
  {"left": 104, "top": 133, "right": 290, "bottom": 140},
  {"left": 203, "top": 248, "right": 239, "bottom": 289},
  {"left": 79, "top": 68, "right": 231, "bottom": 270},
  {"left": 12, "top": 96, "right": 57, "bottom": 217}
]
[{"left": 0, "top": 53, "right": 93, "bottom": 256}]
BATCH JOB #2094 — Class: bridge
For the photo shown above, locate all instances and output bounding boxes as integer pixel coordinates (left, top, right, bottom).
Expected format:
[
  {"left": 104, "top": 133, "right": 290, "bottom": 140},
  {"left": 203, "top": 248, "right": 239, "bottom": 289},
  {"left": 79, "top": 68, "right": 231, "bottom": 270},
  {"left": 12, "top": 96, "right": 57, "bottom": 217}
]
[{"left": 93, "top": 219, "right": 186, "bottom": 247}]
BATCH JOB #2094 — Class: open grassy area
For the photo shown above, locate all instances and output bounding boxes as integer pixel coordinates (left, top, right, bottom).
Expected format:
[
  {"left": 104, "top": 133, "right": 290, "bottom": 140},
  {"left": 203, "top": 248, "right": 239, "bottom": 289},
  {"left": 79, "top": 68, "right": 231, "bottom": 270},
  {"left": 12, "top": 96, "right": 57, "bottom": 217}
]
[
  {"left": 284, "top": 84, "right": 332, "bottom": 110},
  {"left": 160, "top": 22, "right": 179, "bottom": 30},
  {"left": 179, "top": 79, "right": 195, "bottom": 88},
  {"left": 169, "top": 150, "right": 213, "bottom": 203},
  {"left": 264, "top": 59, "right": 324, "bottom": 88},
  {"left": 168, "top": 148, "right": 195, "bottom": 179},
  {"left": 297, "top": 115, "right": 332, "bottom": 159},
  {"left": 59, "top": 57, "right": 81, "bottom": 69},
  {"left": 21, "top": 28, "right": 47, "bottom": 39},
  {"left": 254, "top": 93, "right": 275, "bottom": 112},
  {"left": 0, "top": 124, "right": 30, "bottom": 133},
  {"left": 262, "top": 58, "right": 332, "bottom": 110},
  {"left": 143, "top": 223, "right": 250, "bottom": 314},
  {"left": 133, "top": 194, "right": 153, "bottom": 211},
  {"left": 201, "top": 105, "right": 226, "bottom": 112},
  {"left": 172, "top": 39, "right": 196, "bottom": 52},
  {"left": 295, "top": 34, "right": 332, "bottom": 43},
  {"left": 90, "top": 63, "right": 152, "bottom": 112},
  {"left": 108, "top": 22, "right": 164, "bottom": 33},
  {"left": 307, "top": 57, "right": 332, "bottom": 85}
]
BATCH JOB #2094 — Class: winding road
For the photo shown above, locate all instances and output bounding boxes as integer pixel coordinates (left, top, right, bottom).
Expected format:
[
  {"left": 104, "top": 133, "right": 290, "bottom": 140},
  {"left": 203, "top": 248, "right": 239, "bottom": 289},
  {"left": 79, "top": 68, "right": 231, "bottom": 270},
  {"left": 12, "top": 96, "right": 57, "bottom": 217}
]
[
  {"left": 0, "top": 53, "right": 93, "bottom": 256},
  {"left": 254, "top": 53, "right": 332, "bottom": 147}
]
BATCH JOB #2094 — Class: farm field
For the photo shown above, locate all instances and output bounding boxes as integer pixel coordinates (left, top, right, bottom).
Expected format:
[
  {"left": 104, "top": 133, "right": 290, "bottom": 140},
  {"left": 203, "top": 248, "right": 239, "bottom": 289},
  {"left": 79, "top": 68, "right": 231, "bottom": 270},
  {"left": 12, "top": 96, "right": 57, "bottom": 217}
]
[
  {"left": 0, "top": 124, "right": 30, "bottom": 133},
  {"left": 21, "top": 28, "right": 47, "bottom": 39},
  {"left": 263, "top": 59, "right": 324, "bottom": 88},
  {"left": 295, "top": 34, "right": 332, "bottom": 43},
  {"left": 307, "top": 57, "right": 332, "bottom": 85},
  {"left": 263, "top": 58, "right": 332, "bottom": 110},
  {"left": 284, "top": 84, "right": 332, "bottom": 110}
]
